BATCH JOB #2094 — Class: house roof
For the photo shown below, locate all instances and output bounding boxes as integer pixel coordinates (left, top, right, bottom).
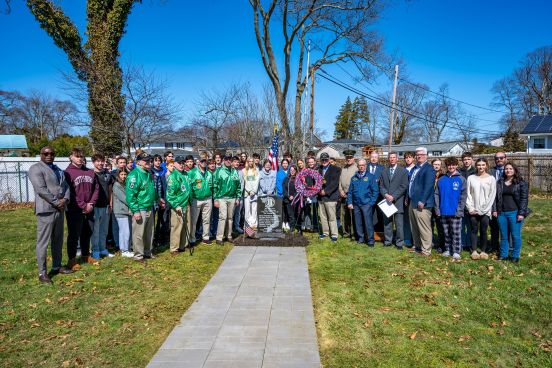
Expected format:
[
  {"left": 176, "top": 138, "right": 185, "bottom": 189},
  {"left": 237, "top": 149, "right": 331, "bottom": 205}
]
[
  {"left": 387, "top": 141, "right": 466, "bottom": 153},
  {"left": 323, "top": 138, "right": 379, "bottom": 146},
  {"left": 0, "top": 135, "right": 28, "bottom": 149},
  {"left": 521, "top": 115, "right": 552, "bottom": 135}
]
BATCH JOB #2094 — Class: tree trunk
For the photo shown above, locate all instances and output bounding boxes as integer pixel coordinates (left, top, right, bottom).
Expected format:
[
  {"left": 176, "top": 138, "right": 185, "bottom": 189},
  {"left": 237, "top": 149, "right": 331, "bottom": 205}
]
[{"left": 88, "top": 63, "right": 125, "bottom": 156}]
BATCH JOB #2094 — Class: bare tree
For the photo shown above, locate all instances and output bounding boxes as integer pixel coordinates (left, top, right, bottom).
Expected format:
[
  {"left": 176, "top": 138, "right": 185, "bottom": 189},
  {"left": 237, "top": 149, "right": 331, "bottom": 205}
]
[
  {"left": 249, "top": 0, "right": 386, "bottom": 154},
  {"left": 122, "top": 65, "right": 180, "bottom": 157},
  {"left": 391, "top": 82, "right": 426, "bottom": 144},
  {"left": 190, "top": 84, "right": 243, "bottom": 153},
  {"left": 2, "top": 90, "right": 80, "bottom": 143},
  {"left": 491, "top": 46, "right": 552, "bottom": 132},
  {"left": 62, "top": 64, "right": 180, "bottom": 157},
  {"left": 417, "top": 84, "right": 453, "bottom": 142}
]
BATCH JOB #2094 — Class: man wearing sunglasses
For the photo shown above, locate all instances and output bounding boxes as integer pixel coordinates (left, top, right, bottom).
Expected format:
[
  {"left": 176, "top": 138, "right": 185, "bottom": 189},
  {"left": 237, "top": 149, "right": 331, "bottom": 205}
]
[
  {"left": 29, "top": 146, "right": 73, "bottom": 284},
  {"left": 489, "top": 152, "right": 508, "bottom": 254}
]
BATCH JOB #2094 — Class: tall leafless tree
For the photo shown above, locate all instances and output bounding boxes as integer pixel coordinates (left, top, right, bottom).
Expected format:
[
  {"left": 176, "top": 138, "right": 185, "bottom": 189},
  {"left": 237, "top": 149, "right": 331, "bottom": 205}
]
[{"left": 249, "top": 0, "right": 386, "bottom": 154}]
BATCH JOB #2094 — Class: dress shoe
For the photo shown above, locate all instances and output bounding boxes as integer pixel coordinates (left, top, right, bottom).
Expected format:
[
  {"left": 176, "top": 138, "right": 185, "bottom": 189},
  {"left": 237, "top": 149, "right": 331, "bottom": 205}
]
[
  {"left": 50, "top": 266, "right": 74, "bottom": 276},
  {"left": 216, "top": 240, "right": 224, "bottom": 246},
  {"left": 170, "top": 251, "right": 179, "bottom": 256},
  {"left": 367, "top": 243, "right": 375, "bottom": 247},
  {"left": 144, "top": 254, "right": 156, "bottom": 259},
  {"left": 38, "top": 274, "right": 53, "bottom": 284},
  {"left": 510, "top": 257, "right": 520, "bottom": 263},
  {"left": 202, "top": 239, "right": 212, "bottom": 245},
  {"left": 67, "top": 258, "right": 81, "bottom": 271},
  {"left": 226, "top": 238, "right": 234, "bottom": 244}
]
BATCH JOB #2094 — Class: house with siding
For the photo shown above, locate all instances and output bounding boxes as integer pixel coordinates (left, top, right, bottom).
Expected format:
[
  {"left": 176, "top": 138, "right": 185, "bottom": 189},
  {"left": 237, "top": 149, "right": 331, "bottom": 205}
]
[{"left": 520, "top": 115, "right": 552, "bottom": 154}]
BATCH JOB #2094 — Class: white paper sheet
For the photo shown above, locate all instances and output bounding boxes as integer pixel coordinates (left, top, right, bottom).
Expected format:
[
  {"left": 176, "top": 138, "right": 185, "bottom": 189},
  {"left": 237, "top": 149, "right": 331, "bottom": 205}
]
[{"left": 377, "top": 199, "right": 398, "bottom": 218}]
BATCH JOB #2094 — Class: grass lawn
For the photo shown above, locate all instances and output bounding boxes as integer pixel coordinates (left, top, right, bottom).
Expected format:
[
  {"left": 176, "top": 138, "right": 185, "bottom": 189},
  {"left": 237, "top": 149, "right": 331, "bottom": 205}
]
[
  {"left": 307, "top": 199, "right": 552, "bottom": 367},
  {"left": 0, "top": 207, "right": 231, "bottom": 368}
]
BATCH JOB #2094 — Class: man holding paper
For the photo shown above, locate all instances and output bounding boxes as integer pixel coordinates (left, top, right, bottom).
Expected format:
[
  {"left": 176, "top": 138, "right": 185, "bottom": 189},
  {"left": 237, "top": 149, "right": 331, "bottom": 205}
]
[
  {"left": 379, "top": 152, "right": 409, "bottom": 249},
  {"left": 347, "top": 159, "right": 379, "bottom": 246}
]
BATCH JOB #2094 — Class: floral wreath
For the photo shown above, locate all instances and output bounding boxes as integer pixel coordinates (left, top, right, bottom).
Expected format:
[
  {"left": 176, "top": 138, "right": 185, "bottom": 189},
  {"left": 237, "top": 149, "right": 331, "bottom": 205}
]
[{"left": 293, "top": 168, "right": 323, "bottom": 208}]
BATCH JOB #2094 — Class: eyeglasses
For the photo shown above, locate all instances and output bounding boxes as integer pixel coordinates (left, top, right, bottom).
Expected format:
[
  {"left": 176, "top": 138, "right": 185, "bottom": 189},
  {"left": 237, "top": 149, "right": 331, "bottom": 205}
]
[{"left": 42, "top": 152, "right": 55, "bottom": 156}]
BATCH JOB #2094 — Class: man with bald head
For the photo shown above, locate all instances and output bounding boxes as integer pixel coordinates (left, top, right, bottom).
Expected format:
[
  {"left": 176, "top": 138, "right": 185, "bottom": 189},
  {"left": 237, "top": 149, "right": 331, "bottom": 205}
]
[{"left": 29, "top": 146, "right": 73, "bottom": 284}]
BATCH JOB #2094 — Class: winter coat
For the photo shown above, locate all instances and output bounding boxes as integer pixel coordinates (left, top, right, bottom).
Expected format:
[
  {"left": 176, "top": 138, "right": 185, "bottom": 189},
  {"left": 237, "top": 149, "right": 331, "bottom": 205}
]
[
  {"left": 493, "top": 179, "right": 529, "bottom": 217},
  {"left": 347, "top": 171, "right": 379, "bottom": 207}
]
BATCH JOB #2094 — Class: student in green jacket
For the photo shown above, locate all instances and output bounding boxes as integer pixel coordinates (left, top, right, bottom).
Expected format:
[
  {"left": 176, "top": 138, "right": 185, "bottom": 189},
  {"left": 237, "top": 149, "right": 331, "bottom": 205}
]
[
  {"left": 126, "top": 153, "right": 157, "bottom": 262},
  {"left": 166, "top": 156, "right": 192, "bottom": 255},
  {"left": 213, "top": 154, "right": 241, "bottom": 244},
  {"left": 188, "top": 158, "right": 213, "bottom": 245}
]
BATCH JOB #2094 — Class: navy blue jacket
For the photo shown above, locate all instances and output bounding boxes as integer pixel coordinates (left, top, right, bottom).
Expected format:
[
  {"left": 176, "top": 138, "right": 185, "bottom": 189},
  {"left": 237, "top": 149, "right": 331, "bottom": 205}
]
[
  {"left": 347, "top": 171, "right": 379, "bottom": 207},
  {"left": 408, "top": 162, "right": 436, "bottom": 208}
]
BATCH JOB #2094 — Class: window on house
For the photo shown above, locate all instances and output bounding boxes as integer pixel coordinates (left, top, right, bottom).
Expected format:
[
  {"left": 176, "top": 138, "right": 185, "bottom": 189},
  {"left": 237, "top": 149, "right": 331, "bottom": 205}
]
[
  {"left": 533, "top": 138, "right": 545, "bottom": 149},
  {"left": 164, "top": 143, "right": 174, "bottom": 149},
  {"left": 176, "top": 142, "right": 187, "bottom": 149},
  {"left": 432, "top": 151, "right": 442, "bottom": 156}
]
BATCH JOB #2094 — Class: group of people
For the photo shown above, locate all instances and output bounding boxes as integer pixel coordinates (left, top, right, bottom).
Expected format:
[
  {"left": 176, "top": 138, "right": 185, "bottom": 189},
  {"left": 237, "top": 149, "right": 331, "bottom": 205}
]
[{"left": 29, "top": 144, "right": 528, "bottom": 284}]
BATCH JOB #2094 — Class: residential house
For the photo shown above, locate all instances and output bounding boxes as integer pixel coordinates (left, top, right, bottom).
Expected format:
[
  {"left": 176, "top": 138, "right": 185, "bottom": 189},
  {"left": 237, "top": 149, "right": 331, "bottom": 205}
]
[
  {"left": 0, "top": 135, "right": 29, "bottom": 157},
  {"left": 520, "top": 115, "right": 552, "bottom": 154}
]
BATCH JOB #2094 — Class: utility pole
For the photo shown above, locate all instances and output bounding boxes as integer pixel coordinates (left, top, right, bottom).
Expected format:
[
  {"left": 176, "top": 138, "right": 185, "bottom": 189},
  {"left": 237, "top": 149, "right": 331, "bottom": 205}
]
[
  {"left": 310, "top": 66, "right": 317, "bottom": 147},
  {"left": 388, "top": 64, "right": 399, "bottom": 154},
  {"left": 302, "top": 40, "right": 311, "bottom": 157}
]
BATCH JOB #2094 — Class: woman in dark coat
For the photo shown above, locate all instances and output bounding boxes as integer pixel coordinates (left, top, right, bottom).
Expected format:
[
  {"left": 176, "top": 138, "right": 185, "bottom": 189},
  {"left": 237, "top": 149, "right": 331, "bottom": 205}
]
[
  {"left": 492, "top": 163, "right": 529, "bottom": 263},
  {"left": 283, "top": 165, "right": 299, "bottom": 233}
]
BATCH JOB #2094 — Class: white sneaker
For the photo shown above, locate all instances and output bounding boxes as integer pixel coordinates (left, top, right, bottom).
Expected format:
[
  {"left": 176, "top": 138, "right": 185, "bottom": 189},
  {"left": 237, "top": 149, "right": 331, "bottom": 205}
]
[
  {"left": 442, "top": 251, "right": 451, "bottom": 257},
  {"left": 471, "top": 251, "right": 480, "bottom": 260},
  {"left": 106, "top": 253, "right": 115, "bottom": 258},
  {"left": 452, "top": 253, "right": 461, "bottom": 260},
  {"left": 122, "top": 251, "right": 134, "bottom": 258}
]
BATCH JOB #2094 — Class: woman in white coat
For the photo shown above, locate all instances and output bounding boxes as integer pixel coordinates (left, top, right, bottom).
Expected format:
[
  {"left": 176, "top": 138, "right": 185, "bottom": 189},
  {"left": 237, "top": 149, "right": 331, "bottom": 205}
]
[
  {"left": 243, "top": 158, "right": 260, "bottom": 230},
  {"left": 466, "top": 158, "right": 496, "bottom": 260}
]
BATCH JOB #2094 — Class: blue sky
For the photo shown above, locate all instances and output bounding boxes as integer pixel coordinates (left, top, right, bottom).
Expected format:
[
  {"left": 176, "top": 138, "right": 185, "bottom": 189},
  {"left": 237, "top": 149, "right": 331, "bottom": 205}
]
[{"left": 1, "top": 0, "right": 551, "bottom": 140}]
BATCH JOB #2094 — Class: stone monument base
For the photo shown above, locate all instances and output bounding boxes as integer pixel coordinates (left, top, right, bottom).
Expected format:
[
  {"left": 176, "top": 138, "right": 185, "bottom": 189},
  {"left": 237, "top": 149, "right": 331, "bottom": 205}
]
[{"left": 234, "top": 233, "right": 309, "bottom": 247}]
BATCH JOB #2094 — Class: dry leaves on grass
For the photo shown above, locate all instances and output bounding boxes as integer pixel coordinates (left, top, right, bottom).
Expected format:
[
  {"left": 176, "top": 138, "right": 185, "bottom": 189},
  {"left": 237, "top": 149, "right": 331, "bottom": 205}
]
[
  {"left": 409, "top": 331, "right": 418, "bottom": 339},
  {"left": 458, "top": 335, "right": 472, "bottom": 342},
  {"left": 539, "top": 340, "right": 552, "bottom": 352}
]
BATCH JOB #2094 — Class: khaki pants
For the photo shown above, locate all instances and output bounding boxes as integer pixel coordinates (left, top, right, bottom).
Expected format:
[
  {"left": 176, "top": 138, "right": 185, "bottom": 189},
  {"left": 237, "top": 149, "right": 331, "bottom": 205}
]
[
  {"left": 319, "top": 201, "right": 338, "bottom": 238},
  {"left": 190, "top": 198, "right": 212, "bottom": 242},
  {"left": 216, "top": 198, "right": 236, "bottom": 241},
  {"left": 409, "top": 206, "right": 433, "bottom": 255},
  {"left": 132, "top": 210, "right": 154, "bottom": 259},
  {"left": 170, "top": 206, "right": 190, "bottom": 252}
]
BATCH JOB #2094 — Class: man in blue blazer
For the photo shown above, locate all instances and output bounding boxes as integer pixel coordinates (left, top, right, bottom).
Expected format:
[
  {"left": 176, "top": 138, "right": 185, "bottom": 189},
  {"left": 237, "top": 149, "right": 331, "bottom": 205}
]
[
  {"left": 368, "top": 151, "right": 385, "bottom": 236},
  {"left": 407, "top": 147, "right": 436, "bottom": 256}
]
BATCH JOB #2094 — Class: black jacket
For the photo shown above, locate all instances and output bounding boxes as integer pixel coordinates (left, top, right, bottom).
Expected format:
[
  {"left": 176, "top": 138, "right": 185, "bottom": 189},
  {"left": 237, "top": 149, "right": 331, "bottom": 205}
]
[
  {"left": 318, "top": 164, "right": 341, "bottom": 202},
  {"left": 282, "top": 175, "right": 297, "bottom": 204},
  {"left": 493, "top": 179, "right": 529, "bottom": 217}
]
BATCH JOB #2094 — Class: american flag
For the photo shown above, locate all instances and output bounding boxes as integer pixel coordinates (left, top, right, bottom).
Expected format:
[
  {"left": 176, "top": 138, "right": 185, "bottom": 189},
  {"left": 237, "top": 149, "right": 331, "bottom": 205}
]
[{"left": 268, "top": 132, "right": 279, "bottom": 171}]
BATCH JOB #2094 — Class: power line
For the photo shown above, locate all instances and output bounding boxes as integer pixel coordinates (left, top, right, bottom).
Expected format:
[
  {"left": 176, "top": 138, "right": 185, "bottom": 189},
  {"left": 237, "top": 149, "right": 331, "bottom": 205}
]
[
  {"left": 317, "top": 68, "right": 500, "bottom": 136},
  {"left": 366, "top": 60, "right": 508, "bottom": 114},
  {"left": 337, "top": 61, "right": 503, "bottom": 125}
]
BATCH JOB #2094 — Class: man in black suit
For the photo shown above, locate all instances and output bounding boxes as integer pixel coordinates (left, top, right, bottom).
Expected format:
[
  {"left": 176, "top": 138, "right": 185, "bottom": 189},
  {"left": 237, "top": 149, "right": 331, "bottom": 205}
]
[
  {"left": 318, "top": 152, "right": 342, "bottom": 241},
  {"left": 379, "top": 152, "right": 409, "bottom": 249}
]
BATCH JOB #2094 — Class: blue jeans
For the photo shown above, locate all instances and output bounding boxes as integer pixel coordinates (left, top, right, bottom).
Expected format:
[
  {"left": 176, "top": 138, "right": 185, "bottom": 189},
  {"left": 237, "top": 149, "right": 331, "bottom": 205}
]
[
  {"left": 92, "top": 206, "right": 110, "bottom": 259},
  {"left": 497, "top": 211, "right": 524, "bottom": 259},
  {"left": 354, "top": 204, "right": 374, "bottom": 244}
]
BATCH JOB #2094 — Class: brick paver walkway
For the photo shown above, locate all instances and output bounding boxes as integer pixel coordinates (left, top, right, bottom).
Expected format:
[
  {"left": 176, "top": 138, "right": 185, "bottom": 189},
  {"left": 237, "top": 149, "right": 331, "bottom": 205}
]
[{"left": 147, "top": 246, "right": 321, "bottom": 368}]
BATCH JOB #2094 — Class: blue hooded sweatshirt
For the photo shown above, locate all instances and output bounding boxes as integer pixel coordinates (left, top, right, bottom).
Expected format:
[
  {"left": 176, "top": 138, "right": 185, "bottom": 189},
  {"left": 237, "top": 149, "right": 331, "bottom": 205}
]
[{"left": 434, "top": 171, "right": 467, "bottom": 217}]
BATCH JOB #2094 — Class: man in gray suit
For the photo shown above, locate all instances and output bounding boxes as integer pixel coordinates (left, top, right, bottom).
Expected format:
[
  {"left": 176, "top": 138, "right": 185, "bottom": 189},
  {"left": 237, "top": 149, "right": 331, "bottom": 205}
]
[
  {"left": 29, "top": 146, "right": 73, "bottom": 284},
  {"left": 379, "top": 151, "right": 409, "bottom": 249}
]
